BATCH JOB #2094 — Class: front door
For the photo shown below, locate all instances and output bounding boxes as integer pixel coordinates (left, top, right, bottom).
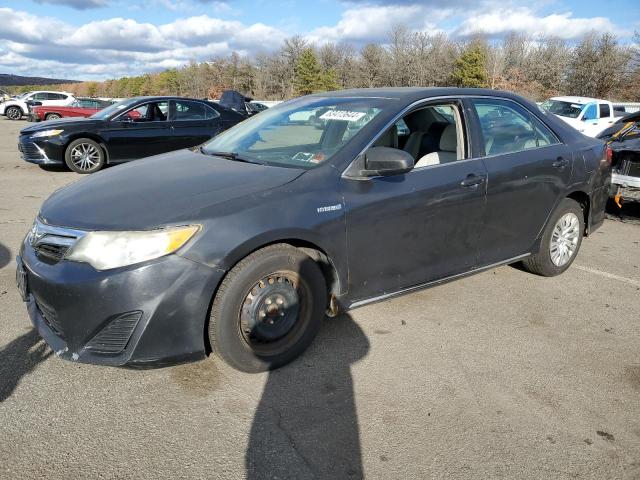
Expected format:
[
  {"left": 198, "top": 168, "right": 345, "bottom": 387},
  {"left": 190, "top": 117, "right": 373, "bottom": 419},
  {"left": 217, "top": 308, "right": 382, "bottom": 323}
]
[
  {"left": 342, "top": 101, "right": 487, "bottom": 302},
  {"left": 468, "top": 97, "right": 573, "bottom": 265},
  {"left": 103, "top": 101, "right": 172, "bottom": 162}
]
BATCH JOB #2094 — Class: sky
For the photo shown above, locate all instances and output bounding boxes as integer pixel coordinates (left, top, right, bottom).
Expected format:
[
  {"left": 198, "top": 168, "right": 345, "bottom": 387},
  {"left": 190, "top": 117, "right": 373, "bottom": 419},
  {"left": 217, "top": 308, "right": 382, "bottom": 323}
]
[{"left": 0, "top": 0, "right": 638, "bottom": 81}]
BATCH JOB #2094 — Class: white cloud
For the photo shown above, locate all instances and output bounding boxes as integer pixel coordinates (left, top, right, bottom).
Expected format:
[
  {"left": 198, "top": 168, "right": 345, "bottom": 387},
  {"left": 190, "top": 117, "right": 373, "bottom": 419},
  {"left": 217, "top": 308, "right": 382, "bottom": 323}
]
[
  {"left": 0, "top": 3, "right": 630, "bottom": 81},
  {"left": 0, "top": 8, "right": 288, "bottom": 80},
  {"left": 306, "top": 4, "right": 447, "bottom": 44},
  {"left": 33, "top": 0, "right": 110, "bottom": 10},
  {"left": 456, "top": 8, "right": 619, "bottom": 40}
]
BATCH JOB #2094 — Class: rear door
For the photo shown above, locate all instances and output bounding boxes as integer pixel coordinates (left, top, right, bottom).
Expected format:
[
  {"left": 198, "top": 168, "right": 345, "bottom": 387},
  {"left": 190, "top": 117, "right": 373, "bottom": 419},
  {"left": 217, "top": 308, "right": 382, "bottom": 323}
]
[
  {"left": 169, "top": 100, "right": 223, "bottom": 150},
  {"left": 102, "top": 100, "right": 172, "bottom": 162},
  {"left": 468, "top": 97, "right": 573, "bottom": 265}
]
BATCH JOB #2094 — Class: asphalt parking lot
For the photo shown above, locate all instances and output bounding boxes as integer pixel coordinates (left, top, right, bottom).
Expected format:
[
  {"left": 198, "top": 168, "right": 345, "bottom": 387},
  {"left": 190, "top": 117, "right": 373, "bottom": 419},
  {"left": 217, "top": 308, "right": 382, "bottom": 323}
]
[{"left": 0, "top": 117, "right": 639, "bottom": 479}]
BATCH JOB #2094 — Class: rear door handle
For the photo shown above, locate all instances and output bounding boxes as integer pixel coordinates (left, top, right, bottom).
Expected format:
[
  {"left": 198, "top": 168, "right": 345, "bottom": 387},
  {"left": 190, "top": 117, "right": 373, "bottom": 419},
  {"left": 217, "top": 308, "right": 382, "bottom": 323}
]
[
  {"left": 552, "top": 157, "right": 569, "bottom": 168},
  {"left": 460, "top": 174, "right": 486, "bottom": 187}
]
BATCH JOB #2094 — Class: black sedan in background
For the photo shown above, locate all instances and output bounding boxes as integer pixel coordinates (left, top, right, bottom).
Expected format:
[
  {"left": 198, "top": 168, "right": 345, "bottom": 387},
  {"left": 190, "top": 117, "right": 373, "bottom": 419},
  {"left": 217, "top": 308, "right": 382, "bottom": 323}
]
[
  {"left": 17, "top": 88, "right": 610, "bottom": 372},
  {"left": 18, "top": 96, "right": 245, "bottom": 173}
]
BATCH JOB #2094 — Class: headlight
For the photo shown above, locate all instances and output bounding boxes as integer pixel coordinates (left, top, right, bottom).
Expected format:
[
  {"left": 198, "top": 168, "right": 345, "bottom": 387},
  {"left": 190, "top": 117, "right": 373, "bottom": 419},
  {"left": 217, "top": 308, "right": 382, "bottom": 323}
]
[
  {"left": 31, "top": 129, "right": 64, "bottom": 138},
  {"left": 65, "top": 225, "right": 200, "bottom": 270}
]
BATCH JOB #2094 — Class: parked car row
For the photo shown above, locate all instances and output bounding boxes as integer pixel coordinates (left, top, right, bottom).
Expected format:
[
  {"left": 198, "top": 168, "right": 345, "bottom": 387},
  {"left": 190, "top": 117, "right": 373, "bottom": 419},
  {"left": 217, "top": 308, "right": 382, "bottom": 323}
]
[
  {"left": 28, "top": 98, "right": 115, "bottom": 122},
  {"left": 1, "top": 90, "right": 76, "bottom": 120},
  {"left": 18, "top": 95, "right": 247, "bottom": 173},
  {"left": 15, "top": 87, "right": 611, "bottom": 373}
]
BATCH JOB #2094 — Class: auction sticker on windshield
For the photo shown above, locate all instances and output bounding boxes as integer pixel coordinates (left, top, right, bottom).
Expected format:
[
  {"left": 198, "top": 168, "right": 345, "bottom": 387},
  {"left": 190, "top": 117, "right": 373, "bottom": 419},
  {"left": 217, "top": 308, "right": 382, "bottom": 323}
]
[{"left": 319, "top": 110, "right": 367, "bottom": 122}]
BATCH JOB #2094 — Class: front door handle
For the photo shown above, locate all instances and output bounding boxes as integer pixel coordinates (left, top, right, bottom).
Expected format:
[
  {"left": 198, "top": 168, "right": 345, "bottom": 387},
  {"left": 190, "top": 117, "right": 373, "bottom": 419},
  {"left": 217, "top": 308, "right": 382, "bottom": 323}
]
[
  {"left": 460, "top": 174, "right": 486, "bottom": 187},
  {"left": 552, "top": 157, "right": 569, "bottom": 169}
]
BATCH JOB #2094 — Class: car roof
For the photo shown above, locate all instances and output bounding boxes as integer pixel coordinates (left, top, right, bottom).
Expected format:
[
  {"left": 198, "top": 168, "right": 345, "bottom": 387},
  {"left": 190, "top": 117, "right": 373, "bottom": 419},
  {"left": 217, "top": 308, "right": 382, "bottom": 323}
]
[
  {"left": 127, "top": 96, "right": 208, "bottom": 102},
  {"left": 550, "top": 96, "right": 604, "bottom": 104},
  {"left": 309, "top": 87, "right": 540, "bottom": 105}
]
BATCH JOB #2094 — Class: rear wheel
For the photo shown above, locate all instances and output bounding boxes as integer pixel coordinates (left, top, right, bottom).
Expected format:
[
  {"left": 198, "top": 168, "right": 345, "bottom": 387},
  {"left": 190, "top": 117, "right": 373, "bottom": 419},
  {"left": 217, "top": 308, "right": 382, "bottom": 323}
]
[
  {"left": 208, "top": 244, "right": 327, "bottom": 372},
  {"left": 45, "top": 113, "right": 61, "bottom": 121},
  {"left": 64, "top": 138, "right": 105, "bottom": 174},
  {"left": 521, "top": 198, "right": 584, "bottom": 276},
  {"left": 6, "top": 106, "right": 22, "bottom": 120}
]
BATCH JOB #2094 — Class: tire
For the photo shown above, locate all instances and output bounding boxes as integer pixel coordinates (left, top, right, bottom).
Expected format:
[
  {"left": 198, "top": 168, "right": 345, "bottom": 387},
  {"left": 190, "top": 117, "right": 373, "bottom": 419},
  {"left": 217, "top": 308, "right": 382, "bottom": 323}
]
[
  {"left": 45, "top": 113, "right": 61, "bottom": 121},
  {"left": 209, "top": 244, "right": 327, "bottom": 372},
  {"left": 521, "top": 198, "right": 584, "bottom": 277},
  {"left": 64, "top": 138, "right": 105, "bottom": 174},
  {"left": 6, "top": 106, "right": 22, "bottom": 120}
]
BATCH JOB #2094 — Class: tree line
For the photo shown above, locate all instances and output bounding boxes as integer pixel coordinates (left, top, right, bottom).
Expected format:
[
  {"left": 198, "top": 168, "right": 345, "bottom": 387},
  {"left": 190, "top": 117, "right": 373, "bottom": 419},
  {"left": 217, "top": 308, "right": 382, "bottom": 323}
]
[{"left": 9, "top": 28, "right": 640, "bottom": 102}]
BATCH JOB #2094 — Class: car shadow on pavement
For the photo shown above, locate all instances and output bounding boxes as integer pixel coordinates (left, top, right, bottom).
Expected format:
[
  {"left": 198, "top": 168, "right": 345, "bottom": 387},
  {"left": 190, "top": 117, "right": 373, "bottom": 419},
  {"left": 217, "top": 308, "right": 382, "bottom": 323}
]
[
  {"left": 245, "top": 313, "right": 370, "bottom": 479},
  {"left": 0, "top": 242, "right": 11, "bottom": 269},
  {"left": 0, "top": 329, "right": 52, "bottom": 402}
]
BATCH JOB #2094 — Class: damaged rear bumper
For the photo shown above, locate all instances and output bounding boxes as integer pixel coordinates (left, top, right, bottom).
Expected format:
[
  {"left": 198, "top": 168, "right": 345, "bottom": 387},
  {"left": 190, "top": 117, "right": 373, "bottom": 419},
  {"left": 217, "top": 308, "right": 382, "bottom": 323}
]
[{"left": 611, "top": 173, "right": 640, "bottom": 202}]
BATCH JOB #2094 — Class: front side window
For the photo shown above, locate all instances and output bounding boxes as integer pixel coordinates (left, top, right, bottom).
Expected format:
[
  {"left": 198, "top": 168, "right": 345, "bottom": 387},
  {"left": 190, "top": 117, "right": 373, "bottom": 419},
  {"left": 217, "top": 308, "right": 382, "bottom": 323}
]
[
  {"left": 202, "top": 97, "right": 386, "bottom": 169},
  {"left": 118, "top": 101, "right": 169, "bottom": 122},
  {"left": 472, "top": 99, "right": 557, "bottom": 156},
  {"left": 33, "top": 93, "right": 47, "bottom": 101},
  {"left": 582, "top": 103, "right": 597, "bottom": 121},
  {"left": 372, "top": 103, "right": 466, "bottom": 169}
]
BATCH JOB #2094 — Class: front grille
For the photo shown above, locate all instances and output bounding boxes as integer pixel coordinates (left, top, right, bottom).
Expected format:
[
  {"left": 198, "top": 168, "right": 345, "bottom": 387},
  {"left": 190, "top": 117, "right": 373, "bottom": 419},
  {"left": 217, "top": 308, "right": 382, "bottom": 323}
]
[
  {"left": 34, "top": 243, "right": 69, "bottom": 261},
  {"left": 35, "top": 298, "right": 64, "bottom": 338},
  {"left": 28, "top": 218, "right": 84, "bottom": 265},
  {"left": 85, "top": 311, "right": 142, "bottom": 354}
]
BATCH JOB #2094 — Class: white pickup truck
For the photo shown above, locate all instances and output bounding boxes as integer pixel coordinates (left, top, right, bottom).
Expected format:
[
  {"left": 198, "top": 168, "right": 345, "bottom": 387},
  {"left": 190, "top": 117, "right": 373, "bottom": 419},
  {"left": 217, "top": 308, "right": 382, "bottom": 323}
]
[{"left": 541, "top": 96, "right": 616, "bottom": 137}]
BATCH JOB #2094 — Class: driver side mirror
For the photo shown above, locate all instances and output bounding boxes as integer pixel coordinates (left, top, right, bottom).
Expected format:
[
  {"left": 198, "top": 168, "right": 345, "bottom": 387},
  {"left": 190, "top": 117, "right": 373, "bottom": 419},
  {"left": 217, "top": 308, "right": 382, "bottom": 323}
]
[{"left": 362, "top": 146, "right": 414, "bottom": 177}]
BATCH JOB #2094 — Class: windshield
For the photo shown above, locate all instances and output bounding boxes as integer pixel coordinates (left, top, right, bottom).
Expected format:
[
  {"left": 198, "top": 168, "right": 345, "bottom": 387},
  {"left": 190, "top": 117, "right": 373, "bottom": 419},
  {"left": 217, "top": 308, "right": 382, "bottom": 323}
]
[
  {"left": 202, "top": 97, "right": 385, "bottom": 169},
  {"left": 541, "top": 100, "right": 584, "bottom": 119},
  {"left": 90, "top": 98, "right": 139, "bottom": 120}
]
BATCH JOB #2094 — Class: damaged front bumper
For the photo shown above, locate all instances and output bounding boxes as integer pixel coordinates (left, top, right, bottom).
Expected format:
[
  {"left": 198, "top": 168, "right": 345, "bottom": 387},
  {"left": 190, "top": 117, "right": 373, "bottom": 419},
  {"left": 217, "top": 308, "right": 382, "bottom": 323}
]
[{"left": 17, "top": 241, "right": 225, "bottom": 368}]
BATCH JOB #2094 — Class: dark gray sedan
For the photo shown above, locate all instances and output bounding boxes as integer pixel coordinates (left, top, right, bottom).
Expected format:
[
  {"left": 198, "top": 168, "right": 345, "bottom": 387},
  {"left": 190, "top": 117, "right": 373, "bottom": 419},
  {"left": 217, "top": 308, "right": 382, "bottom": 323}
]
[{"left": 17, "top": 88, "right": 611, "bottom": 372}]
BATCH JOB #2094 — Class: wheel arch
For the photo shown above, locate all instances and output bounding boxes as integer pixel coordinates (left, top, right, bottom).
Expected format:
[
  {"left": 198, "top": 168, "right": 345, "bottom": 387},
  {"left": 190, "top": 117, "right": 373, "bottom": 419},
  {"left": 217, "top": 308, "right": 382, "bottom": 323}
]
[
  {"left": 201, "top": 237, "right": 343, "bottom": 356},
  {"left": 566, "top": 189, "right": 591, "bottom": 235},
  {"left": 222, "top": 236, "right": 343, "bottom": 299}
]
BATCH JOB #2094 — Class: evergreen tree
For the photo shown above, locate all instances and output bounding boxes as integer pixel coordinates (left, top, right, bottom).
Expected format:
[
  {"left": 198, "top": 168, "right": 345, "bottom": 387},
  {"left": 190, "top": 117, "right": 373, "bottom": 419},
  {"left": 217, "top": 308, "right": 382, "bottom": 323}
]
[
  {"left": 294, "top": 48, "right": 325, "bottom": 95},
  {"left": 451, "top": 44, "right": 488, "bottom": 88}
]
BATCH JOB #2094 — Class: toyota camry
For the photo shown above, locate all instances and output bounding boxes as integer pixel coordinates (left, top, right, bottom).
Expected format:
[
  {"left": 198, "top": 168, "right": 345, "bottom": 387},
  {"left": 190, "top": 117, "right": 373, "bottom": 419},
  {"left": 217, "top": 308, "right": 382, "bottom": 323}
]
[{"left": 16, "top": 88, "right": 611, "bottom": 372}]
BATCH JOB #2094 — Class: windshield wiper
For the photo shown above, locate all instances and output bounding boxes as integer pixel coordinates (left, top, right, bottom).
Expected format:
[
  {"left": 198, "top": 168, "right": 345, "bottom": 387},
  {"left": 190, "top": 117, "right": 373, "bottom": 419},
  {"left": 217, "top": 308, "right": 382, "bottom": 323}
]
[{"left": 199, "top": 148, "right": 263, "bottom": 165}]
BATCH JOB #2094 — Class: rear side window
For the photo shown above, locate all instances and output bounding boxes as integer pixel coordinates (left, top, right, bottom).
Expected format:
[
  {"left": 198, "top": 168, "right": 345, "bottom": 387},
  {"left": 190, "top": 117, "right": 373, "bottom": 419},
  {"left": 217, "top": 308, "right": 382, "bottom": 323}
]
[
  {"left": 599, "top": 103, "right": 610, "bottom": 118},
  {"left": 173, "top": 100, "right": 219, "bottom": 121},
  {"left": 472, "top": 99, "right": 558, "bottom": 156},
  {"left": 46, "top": 93, "right": 66, "bottom": 100}
]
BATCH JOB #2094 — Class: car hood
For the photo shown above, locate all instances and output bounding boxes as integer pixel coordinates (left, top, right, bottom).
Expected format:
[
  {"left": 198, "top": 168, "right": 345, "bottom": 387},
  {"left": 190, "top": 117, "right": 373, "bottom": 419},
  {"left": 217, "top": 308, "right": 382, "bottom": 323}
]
[
  {"left": 20, "top": 116, "right": 98, "bottom": 134},
  {"left": 39, "top": 149, "right": 305, "bottom": 230}
]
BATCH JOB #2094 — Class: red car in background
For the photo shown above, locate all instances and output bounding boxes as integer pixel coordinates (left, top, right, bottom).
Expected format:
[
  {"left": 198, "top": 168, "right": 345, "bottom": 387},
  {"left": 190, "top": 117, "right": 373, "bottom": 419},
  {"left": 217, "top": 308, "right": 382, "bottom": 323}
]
[{"left": 29, "top": 98, "right": 115, "bottom": 122}]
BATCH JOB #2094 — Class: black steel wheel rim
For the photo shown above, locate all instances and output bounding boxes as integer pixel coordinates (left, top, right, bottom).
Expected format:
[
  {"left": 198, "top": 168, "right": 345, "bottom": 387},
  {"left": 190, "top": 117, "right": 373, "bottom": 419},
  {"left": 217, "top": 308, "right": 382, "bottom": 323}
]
[{"left": 239, "top": 271, "right": 309, "bottom": 353}]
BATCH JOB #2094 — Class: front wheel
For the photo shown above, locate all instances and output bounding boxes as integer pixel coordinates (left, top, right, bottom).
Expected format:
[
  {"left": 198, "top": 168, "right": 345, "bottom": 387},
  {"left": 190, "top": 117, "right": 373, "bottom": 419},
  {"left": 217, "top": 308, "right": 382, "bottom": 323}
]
[
  {"left": 208, "top": 244, "right": 327, "bottom": 372},
  {"left": 64, "top": 138, "right": 105, "bottom": 174},
  {"left": 521, "top": 198, "right": 584, "bottom": 276},
  {"left": 45, "top": 113, "right": 61, "bottom": 121},
  {"left": 5, "top": 106, "right": 23, "bottom": 120}
]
